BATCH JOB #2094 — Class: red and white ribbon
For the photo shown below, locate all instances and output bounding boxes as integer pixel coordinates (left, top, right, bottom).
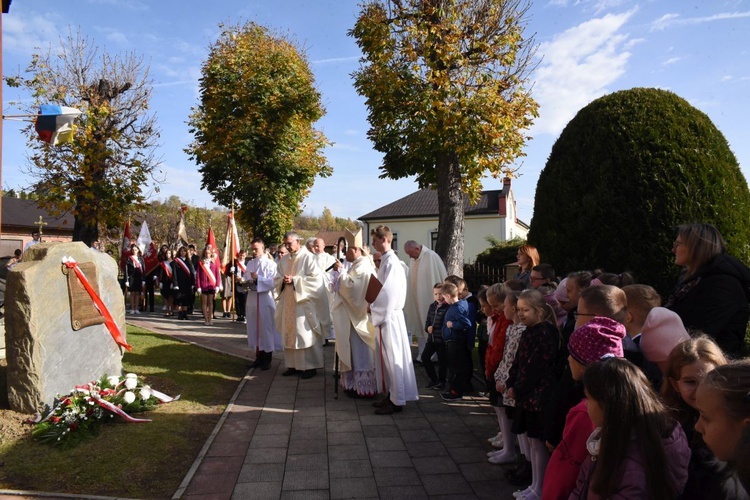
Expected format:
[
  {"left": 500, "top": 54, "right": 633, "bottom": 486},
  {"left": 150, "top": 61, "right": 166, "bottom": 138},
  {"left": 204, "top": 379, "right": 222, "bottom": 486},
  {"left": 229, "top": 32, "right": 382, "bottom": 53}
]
[{"left": 62, "top": 256, "right": 132, "bottom": 352}]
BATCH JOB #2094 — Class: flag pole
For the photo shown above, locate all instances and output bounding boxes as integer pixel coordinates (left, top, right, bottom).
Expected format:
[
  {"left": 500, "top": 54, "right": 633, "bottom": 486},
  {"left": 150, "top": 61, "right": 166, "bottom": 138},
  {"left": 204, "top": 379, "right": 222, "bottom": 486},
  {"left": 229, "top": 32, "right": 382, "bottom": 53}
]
[{"left": 231, "top": 199, "right": 237, "bottom": 322}]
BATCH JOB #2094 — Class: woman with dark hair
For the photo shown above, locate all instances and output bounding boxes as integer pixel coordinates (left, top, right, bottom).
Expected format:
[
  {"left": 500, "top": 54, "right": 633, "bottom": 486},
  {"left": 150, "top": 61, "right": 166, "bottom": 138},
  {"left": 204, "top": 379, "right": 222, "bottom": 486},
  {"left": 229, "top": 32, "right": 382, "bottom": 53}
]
[
  {"left": 665, "top": 223, "right": 750, "bottom": 357},
  {"left": 171, "top": 246, "right": 196, "bottom": 320},
  {"left": 514, "top": 245, "right": 540, "bottom": 288},
  {"left": 125, "top": 244, "right": 145, "bottom": 315},
  {"left": 572, "top": 358, "right": 690, "bottom": 499}
]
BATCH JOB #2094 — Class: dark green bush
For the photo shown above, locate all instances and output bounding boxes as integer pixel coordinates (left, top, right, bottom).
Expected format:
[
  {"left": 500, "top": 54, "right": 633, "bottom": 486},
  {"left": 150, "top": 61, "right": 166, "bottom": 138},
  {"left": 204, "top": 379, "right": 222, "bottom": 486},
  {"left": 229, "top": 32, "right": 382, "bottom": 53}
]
[
  {"left": 475, "top": 236, "right": 526, "bottom": 269},
  {"left": 528, "top": 87, "right": 750, "bottom": 296}
]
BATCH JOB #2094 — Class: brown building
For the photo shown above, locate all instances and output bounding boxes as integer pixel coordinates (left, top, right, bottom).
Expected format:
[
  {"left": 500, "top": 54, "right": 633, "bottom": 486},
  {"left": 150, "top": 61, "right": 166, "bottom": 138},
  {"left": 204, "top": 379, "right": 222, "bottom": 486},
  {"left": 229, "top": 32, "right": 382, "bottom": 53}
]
[{"left": 0, "top": 197, "right": 74, "bottom": 256}]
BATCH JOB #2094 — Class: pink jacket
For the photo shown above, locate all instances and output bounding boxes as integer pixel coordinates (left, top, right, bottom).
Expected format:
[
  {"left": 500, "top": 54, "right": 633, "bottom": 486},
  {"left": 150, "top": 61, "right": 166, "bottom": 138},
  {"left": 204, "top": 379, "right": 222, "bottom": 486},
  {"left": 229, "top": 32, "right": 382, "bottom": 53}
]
[
  {"left": 195, "top": 259, "right": 222, "bottom": 292},
  {"left": 543, "top": 400, "right": 594, "bottom": 500}
]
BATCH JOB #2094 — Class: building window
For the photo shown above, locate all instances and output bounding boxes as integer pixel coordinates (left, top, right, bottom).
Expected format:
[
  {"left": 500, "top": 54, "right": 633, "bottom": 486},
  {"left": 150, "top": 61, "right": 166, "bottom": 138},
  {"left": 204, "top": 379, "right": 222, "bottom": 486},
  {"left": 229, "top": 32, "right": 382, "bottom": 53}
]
[
  {"left": 431, "top": 231, "right": 438, "bottom": 250},
  {"left": 392, "top": 233, "right": 398, "bottom": 252}
]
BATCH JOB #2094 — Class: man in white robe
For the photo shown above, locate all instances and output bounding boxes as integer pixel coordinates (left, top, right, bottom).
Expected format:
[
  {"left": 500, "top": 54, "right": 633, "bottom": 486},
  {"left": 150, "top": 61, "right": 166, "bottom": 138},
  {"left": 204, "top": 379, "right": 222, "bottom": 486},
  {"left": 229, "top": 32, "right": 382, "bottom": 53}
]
[
  {"left": 243, "top": 238, "right": 282, "bottom": 370},
  {"left": 275, "top": 231, "right": 328, "bottom": 379},
  {"left": 403, "top": 240, "right": 448, "bottom": 361},
  {"left": 312, "top": 237, "right": 335, "bottom": 341},
  {"left": 332, "top": 229, "right": 377, "bottom": 397},
  {"left": 370, "top": 225, "right": 419, "bottom": 414}
]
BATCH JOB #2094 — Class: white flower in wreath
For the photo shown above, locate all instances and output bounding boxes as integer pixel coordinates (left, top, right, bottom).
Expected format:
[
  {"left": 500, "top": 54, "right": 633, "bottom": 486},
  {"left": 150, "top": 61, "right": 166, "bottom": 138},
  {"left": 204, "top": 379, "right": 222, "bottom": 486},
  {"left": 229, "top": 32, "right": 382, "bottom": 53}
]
[
  {"left": 107, "top": 375, "right": 120, "bottom": 387},
  {"left": 139, "top": 386, "right": 152, "bottom": 400},
  {"left": 124, "top": 377, "right": 138, "bottom": 390},
  {"left": 123, "top": 391, "right": 136, "bottom": 404}
]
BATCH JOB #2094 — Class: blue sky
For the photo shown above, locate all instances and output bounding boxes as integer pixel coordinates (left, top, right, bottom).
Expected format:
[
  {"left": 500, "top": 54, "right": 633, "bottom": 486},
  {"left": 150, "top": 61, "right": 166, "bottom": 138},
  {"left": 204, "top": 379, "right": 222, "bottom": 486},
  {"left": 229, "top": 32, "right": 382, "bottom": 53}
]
[{"left": 2, "top": 0, "right": 749, "bottom": 225}]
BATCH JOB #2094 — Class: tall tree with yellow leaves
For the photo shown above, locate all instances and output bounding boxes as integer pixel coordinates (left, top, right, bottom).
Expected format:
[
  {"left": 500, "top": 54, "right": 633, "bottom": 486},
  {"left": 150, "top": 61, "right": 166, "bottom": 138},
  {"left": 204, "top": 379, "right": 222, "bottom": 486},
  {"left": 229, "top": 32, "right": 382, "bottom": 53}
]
[
  {"left": 187, "top": 22, "right": 331, "bottom": 244},
  {"left": 350, "top": 0, "right": 538, "bottom": 273}
]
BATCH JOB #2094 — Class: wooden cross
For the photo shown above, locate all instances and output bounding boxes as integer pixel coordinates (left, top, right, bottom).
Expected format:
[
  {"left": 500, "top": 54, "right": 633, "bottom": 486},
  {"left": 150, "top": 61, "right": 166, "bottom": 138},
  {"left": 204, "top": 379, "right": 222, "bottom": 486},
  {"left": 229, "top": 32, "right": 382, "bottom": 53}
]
[{"left": 34, "top": 216, "right": 48, "bottom": 242}]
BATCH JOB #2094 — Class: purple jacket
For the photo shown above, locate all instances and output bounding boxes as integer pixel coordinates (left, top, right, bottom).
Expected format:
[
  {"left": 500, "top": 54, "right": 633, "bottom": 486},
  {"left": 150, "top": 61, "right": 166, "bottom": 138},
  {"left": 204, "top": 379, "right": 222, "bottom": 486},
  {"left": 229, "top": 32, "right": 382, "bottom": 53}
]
[{"left": 570, "top": 423, "right": 691, "bottom": 499}]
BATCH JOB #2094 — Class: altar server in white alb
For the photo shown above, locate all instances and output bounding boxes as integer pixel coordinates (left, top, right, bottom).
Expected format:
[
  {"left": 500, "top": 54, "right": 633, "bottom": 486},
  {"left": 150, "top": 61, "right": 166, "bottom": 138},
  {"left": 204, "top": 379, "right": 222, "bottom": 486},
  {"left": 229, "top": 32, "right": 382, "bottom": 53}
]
[
  {"left": 275, "top": 231, "right": 328, "bottom": 379},
  {"left": 404, "top": 240, "right": 448, "bottom": 362},
  {"left": 370, "top": 225, "right": 419, "bottom": 414},
  {"left": 332, "top": 228, "right": 378, "bottom": 397},
  {"left": 243, "top": 238, "right": 282, "bottom": 371}
]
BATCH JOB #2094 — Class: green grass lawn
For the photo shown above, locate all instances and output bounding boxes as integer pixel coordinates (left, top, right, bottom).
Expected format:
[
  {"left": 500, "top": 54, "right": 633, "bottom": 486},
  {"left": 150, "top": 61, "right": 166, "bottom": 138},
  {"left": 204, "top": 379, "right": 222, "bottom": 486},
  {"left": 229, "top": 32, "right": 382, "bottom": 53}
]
[{"left": 0, "top": 325, "right": 248, "bottom": 498}]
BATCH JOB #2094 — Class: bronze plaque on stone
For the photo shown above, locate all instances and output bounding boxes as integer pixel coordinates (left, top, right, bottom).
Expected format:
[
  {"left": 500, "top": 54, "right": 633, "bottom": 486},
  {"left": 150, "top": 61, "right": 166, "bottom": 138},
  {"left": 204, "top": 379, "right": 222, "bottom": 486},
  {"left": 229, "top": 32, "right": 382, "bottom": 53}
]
[{"left": 63, "top": 262, "right": 105, "bottom": 331}]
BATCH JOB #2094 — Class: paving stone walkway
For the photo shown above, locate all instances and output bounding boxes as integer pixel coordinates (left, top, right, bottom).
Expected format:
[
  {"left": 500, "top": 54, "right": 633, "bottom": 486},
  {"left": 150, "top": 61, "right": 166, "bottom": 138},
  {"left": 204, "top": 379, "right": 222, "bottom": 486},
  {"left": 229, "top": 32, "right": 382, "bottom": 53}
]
[{"left": 128, "top": 314, "right": 519, "bottom": 500}]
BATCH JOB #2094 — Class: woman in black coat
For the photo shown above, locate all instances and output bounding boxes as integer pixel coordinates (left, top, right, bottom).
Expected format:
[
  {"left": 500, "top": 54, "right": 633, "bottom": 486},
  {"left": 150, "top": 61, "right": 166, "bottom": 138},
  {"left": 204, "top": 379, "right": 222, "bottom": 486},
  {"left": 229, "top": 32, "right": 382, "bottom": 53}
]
[
  {"left": 125, "top": 244, "right": 146, "bottom": 315},
  {"left": 665, "top": 223, "right": 750, "bottom": 357},
  {"left": 171, "top": 246, "right": 196, "bottom": 320}
]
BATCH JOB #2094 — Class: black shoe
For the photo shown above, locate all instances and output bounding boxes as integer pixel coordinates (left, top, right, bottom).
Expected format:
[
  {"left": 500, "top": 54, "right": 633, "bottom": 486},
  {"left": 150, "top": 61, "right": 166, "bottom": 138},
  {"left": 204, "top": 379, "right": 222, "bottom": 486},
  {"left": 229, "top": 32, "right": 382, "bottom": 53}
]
[
  {"left": 374, "top": 400, "right": 403, "bottom": 415},
  {"left": 424, "top": 380, "right": 438, "bottom": 389},
  {"left": 282, "top": 368, "right": 301, "bottom": 377},
  {"left": 433, "top": 382, "right": 446, "bottom": 391},
  {"left": 440, "top": 390, "right": 463, "bottom": 401},
  {"left": 247, "top": 359, "right": 260, "bottom": 368},
  {"left": 372, "top": 395, "right": 390, "bottom": 408},
  {"left": 260, "top": 362, "right": 271, "bottom": 371},
  {"left": 300, "top": 369, "right": 317, "bottom": 380}
]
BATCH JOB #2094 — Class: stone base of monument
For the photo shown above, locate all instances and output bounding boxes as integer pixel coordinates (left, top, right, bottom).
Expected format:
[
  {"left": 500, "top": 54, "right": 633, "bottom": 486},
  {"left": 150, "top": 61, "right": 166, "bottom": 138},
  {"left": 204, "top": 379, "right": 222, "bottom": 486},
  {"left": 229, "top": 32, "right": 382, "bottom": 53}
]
[{"left": 5, "top": 242, "right": 126, "bottom": 413}]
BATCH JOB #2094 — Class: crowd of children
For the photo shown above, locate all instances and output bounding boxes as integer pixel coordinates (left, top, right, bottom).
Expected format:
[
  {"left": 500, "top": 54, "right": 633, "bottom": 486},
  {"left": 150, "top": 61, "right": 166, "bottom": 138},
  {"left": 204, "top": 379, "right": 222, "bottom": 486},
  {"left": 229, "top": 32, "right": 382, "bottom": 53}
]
[{"left": 419, "top": 232, "right": 750, "bottom": 499}]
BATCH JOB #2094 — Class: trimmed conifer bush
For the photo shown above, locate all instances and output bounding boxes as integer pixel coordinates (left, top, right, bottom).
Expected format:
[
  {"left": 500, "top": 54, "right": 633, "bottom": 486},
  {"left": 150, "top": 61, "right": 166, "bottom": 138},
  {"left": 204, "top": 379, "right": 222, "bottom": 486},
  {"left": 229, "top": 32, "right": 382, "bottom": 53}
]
[{"left": 528, "top": 87, "right": 750, "bottom": 295}]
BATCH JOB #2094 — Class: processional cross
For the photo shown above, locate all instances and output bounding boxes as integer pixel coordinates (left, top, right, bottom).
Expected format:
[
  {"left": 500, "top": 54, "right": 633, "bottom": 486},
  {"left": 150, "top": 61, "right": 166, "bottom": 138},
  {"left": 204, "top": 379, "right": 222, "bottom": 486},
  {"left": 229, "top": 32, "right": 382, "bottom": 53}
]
[{"left": 34, "top": 216, "right": 48, "bottom": 242}]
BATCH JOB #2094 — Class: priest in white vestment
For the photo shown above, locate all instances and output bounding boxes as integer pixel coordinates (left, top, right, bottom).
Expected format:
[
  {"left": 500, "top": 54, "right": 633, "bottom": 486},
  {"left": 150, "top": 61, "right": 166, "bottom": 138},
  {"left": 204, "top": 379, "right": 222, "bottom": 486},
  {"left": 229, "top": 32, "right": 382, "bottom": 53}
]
[
  {"left": 275, "top": 231, "right": 328, "bottom": 379},
  {"left": 243, "top": 238, "right": 282, "bottom": 370},
  {"left": 370, "top": 225, "right": 419, "bottom": 414},
  {"left": 404, "top": 241, "right": 448, "bottom": 361},
  {"left": 312, "top": 237, "right": 335, "bottom": 341},
  {"left": 332, "top": 229, "right": 377, "bottom": 397}
]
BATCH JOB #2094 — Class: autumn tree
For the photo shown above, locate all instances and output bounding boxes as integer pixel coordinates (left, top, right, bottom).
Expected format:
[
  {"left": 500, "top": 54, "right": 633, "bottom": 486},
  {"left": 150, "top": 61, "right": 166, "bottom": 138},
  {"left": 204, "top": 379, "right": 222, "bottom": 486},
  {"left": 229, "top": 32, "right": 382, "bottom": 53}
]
[
  {"left": 350, "top": 0, "right": 538, "bottom": 274},
  {"left": 5, "top": 30, "right": 160, "bottom": 246},
  {"left": 187, "top": 22, "right": 331, "bottom": 245}
]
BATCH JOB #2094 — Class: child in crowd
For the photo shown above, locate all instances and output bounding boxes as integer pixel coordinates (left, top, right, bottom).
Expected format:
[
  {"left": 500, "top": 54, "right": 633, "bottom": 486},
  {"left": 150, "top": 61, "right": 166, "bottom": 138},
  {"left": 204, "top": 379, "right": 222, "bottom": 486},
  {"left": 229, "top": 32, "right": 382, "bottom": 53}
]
[
  {"left": 622, "top": 284, "right": 663, "bottom": 389},
  {"left": 542, "top": 284, "right": 627, "bottom": 500},
  {"left": 506, "top": 289, "right": 560, "bottom": 500},
  {"left": 640, "top": 307, "right": 690, "bottom": 374},
  {"left": 439, "top": 282, "right": 472, "bottom": 401},
  {"left": 563, "top": 271, "right": 594, "bottom": 344},
  {"left": 662, "top": 337, "right": 747, "bottom": 499},
  {"left": 593, "top": 271, "right": 636, "bottom": 288},
  {"left": 446, "top": 276, "right": 478, "bottom": 392},
  {"left": 482, "top": 284, "right": 511, "bottom": 451},
  {"left": 696, "top": 360, "right": 750, "bottom": 495},
  {"left": 422, "top": 282, "right": 449, "bottom": 390},
  {"left": 572, "top": 358, "right": 690, "bottom": 499},
  {"left": 476, "top": 285, "right": 490, "bottom": 378},
  {"left": 490, "top": 289, "right": 524, "bottom": 469}
]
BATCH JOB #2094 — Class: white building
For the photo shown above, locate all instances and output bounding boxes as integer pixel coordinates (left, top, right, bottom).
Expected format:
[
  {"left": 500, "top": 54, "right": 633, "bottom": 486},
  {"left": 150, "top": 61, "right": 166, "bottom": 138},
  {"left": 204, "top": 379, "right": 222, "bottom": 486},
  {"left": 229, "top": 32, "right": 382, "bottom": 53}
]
[{"left": 359, "top": 178, "right": 528, "bottom": 264}]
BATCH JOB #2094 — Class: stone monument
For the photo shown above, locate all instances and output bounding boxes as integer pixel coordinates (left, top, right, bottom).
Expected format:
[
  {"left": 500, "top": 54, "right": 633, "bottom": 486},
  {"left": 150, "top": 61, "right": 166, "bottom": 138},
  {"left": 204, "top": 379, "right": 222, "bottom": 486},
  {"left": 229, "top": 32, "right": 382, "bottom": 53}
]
[{"left": 5, "top": 242, "right": 126, "bottom": 413}]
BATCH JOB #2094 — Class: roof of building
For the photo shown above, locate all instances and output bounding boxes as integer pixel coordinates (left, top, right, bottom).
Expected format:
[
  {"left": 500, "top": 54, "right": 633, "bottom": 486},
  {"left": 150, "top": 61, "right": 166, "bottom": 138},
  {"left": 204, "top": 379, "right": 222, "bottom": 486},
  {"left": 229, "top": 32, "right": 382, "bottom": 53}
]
[
  {"left": 359, "top": 186, "right": 509, "bottom": 221},
  {"left": 1, "top": 197, "right": 75, "bottom": 233}
]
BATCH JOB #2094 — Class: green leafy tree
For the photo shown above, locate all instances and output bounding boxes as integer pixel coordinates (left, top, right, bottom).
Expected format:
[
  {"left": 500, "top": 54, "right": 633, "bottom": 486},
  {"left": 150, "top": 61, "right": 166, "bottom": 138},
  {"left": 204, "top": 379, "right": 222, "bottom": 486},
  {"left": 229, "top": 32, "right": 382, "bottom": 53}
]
[
  {"left": 187, "top": 22, "right": 331, "bottom": 245},
  {"left": 5, "top": 30, "right": 160, "bottom": 246},
  {"left": 350, "top": 0, "right": 538, "bottom": 274},
  {"left": 528, "top": 87, "right": 750, "bottom": 295}
]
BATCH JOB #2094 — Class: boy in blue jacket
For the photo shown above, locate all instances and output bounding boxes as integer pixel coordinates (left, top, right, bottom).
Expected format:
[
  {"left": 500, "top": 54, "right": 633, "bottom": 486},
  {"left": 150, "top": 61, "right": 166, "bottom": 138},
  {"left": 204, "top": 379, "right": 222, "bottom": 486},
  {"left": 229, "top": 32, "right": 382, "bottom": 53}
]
[{"left": 440, "top": 282, "right": 472, "bottom": 401}]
